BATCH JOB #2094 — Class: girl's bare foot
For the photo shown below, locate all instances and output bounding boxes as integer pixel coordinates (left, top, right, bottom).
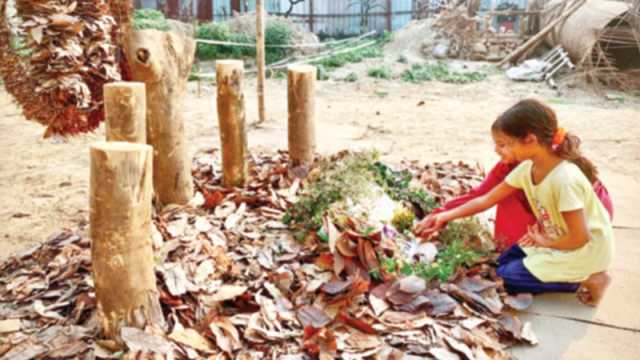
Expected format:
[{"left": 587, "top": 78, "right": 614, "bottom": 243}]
[{"left": 577, "top": 272, "right": 611, "bottom": 307}]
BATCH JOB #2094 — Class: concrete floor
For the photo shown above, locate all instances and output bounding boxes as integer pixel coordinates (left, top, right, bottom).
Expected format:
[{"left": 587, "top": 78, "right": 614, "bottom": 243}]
[{"left": 512, "top": 171, "right": 640, "bottom": 359}]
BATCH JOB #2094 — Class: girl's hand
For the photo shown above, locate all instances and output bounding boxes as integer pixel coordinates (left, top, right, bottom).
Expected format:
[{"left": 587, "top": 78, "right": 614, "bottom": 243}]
[
  {"left": 414, "top": 213, "right": 447, "bottom": 238},
  {"left": 519, "top": 224, "right": 554, "bottom": 248}
]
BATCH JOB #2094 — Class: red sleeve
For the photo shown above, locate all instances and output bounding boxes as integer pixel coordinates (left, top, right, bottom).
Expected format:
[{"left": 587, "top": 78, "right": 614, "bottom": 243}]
[
  {"left": 593, "top": 180, "right": 614, "bottom": 221},
  {"left": 439, "top": 162, "right": 514, "bottom": 212}
]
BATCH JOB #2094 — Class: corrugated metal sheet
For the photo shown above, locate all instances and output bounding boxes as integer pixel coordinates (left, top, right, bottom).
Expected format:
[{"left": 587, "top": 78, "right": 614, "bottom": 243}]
[{"left": 137, "top": 0, "right": 421, "bottom": 35}]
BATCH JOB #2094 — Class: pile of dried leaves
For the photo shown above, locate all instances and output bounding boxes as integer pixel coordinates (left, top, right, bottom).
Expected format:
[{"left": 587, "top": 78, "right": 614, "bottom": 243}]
[
  {"left": 0, "top": 0, "right": 131, "bottom": 136},
  {"left": 0, "top": 150, "right": 537, "bottom": 359}
]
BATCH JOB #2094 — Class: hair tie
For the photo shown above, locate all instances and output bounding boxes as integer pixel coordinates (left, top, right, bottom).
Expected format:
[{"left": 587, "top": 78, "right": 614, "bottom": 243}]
[{"left": 552, "top": 127, "right": 566, "bottom": 151}]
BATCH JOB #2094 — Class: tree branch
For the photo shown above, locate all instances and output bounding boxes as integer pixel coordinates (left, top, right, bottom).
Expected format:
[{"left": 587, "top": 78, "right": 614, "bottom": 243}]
[{"left": 285, "top": 0, "right": 305, "bottom": 17}]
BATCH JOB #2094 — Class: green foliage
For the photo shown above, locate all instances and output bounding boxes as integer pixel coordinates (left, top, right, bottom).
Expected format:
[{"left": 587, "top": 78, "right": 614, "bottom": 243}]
[
  {"left": 311, "top": 39, "right": 384, "bottom": 70},
  {"left": 316, "top": 65, "right": 330, "bottom": 81},
  {"left": 438, "top": 217, "right": 490, "bottom": 247},
  {"left": 379, "top": 30, "right": 392, "bottom": 44},
  {"left": 397, "top": 54, "right": 408, "bottom": 64},
  {"left": 391, "top": 207, "right": 416, "bottom": 233},
  {"left": 367, "top": 66, "right": 392, "bottom": 79},
  {"left": 401, "top": 63, "right": 487, "bottom": 84},
  {"left": 374, "top": 90, "right": 388, "bottom": 98},
  {"left": 134, "top": 9, "right": 166, "bottom": 21},
  {"left": 272, "top": 70, "right": 287, "bottom": 80},
  {"left": 132, "top": 9, "right": 170, "bottom": 31},
  {"left": 196, "top": 22, "right": 245, "bottom": 60},
  {"left": 381, "top": 239, "right": 480, "bottom": 282},
  {"left": 370, "top": 162, "right": 439, "bottom": 215},
  {"left": 283, "top": 152, "right": 380, "bottom": 232},
  {"left": 343, "top": 72, "right": 359, "bottom": 82},
  {"left": 264, "top": 20, "right": 292, "bottom": 64},
  {"left": 195, "top": 20, "right": 292, "bottom": 62}
]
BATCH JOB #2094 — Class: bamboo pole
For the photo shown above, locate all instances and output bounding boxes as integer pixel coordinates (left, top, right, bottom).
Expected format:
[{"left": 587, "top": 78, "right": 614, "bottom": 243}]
[
  {"left": 104, "top": 82, "right": 146, "bottom": 143},
  {"left": 216, "top": 60, "right": 248, "bottom": 188},
  {"left": 287, "top": 65, "right": 316, "bottom": 168},
  {"left": 90, "top": 141, "right": 164, "bottom": 339},
  {"left": 498, "top": 0, "right": 586, "bottom": 66},
  {"left": 256, "top": 0, "right": 266, "bottom": 124},
  {"left": 124, "top": 29, "right": 195, "bottom": 205}
]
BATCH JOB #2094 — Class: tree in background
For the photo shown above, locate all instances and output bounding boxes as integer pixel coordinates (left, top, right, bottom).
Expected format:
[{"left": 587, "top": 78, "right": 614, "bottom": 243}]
[
  {"left": 285, "top": 0, "right": 305, "bottom": 18},
  {"left": 348, "top": 0, "right": 385, "bottom": 32}
]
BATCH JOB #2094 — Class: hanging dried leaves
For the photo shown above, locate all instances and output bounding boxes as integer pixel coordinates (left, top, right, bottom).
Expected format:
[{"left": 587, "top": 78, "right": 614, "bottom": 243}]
[
  {"left": 0, "top": 149, "right": 538, "bottom": 359},
  {"left": 0, "top": 0, "right": 131, "bottom": 136}
]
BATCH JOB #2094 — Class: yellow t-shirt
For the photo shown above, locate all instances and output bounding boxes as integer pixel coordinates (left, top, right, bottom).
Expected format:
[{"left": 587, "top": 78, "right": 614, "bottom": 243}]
[{"left": 505, "top": 160, "right": 614, "bottom": 282}]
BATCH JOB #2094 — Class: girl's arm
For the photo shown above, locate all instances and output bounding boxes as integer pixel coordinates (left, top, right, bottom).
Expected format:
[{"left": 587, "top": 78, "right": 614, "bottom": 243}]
[
  {"left": 415, "top": 181, "right": 518, "bottom": 237},
  {"left": 522, "top": 210, "right": 590, "bottom": 250},
  {"left": 441, "top": 181, "right": 517, "bottom": 221},
  {"left": 440, "top": 162, "right": 511, "bottom": 211}
]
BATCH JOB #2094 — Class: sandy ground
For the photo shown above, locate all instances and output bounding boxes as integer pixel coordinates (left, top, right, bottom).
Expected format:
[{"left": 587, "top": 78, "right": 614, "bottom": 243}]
[{"left": 1, "top": 68, "right": 639, "bottom": 358}]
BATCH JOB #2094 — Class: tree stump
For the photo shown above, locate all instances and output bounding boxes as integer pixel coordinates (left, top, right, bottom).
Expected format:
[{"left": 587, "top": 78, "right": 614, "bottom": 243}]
[
  {"left": 104, "top": 82, "right": 146, "bottom": 143},
  {"left": 288, "top": 65, "right": 317, "bottom": 167},
  {"left": 90, "top": 141, "right": 164, "bottom": 339},
  {"left": 216, "top": 60, "right": 248, "bottom": 188},
  {"left": 124, "top": 29, "right": 195, "bottom": 205}
]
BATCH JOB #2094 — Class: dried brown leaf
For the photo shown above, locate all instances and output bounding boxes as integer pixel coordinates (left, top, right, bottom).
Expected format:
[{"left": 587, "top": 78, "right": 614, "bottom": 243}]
[
  {"left": 297, "top": 305, "right": 332, "bottom": 328},
  {"left": 169, "top": 328, "right": 214, "bottom": 352},
  {"left": 504, "top": 293, "right": 533, "bottom": 311}
]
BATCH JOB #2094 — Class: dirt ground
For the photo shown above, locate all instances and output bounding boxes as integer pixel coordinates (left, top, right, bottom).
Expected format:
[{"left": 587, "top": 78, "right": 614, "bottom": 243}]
[{"left": 1, "top": 69, "right": 638, "bottom": 259}]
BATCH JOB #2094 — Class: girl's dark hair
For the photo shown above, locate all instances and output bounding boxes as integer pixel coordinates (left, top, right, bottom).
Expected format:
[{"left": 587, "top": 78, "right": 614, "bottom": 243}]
[{"left": 492, "top": 99, "right": 598, "bottom": 183}]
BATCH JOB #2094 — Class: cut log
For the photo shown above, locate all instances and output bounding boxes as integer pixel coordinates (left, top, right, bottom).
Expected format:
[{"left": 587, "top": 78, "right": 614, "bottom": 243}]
[
  {"left": 288, "top": 65, "right": 317, "bottom": 168},
  {"left": 90, "top": 141, "right": 164, "bottom": 339},
  {"left": 216, "top": 60, "right": 248, "bottom": 188},
  {"left": 104, "top": 82, "right": 146, "bottom": 143},
  {"left": 124, "top": 29, "right": 195, "bottom": 205}
]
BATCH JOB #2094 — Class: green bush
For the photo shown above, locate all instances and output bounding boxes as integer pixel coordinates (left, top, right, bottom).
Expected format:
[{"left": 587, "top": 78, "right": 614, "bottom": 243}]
[
  {"left": 343, "top": 72, "right": 359, "bottom": 82},
  {"left": 368, "top": 66, "right": 392, "bottom": 79},
  {"left": 195, "top": 19, "right": 292, "bottom": 63},
  {"left": 316, "top": 65, "right": 330, "bottom": 81},
  {"left": 264, "top": 20, "right": 292, "bottom": 64},
  {"left": 196, "top": 22, "right": 236, "bottom": 60},
  {"left": 134, "top": 9, "right": 166, "bottom": 21},
  {"left": 401, "top": 63, "right": 487, "bottom": 84},
  {"left": 132, "top": 9, "right": 170, "bottom": 31}
]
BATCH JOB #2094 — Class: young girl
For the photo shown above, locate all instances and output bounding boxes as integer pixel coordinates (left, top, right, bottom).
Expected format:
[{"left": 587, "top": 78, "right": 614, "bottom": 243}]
[
  {"left": 432, "top": 130, "right": 613, "bottom": 252},
  {"left": 415, "top": 99, "right": 614, "bottom": 306}
]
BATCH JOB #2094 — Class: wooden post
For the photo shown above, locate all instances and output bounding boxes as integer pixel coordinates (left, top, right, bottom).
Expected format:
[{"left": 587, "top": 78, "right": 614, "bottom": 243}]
[
  {"left": 124, "top": 29, "right": 195, "bottom": 206},
  {"left": 216, "top": 60, "right": 247, "bottom": 188},
  {"left": 104, "top": 82, "right": 146, "bottom": 143},
  {"left": 90, "top": 141, "right": 164, "bottom": 339},
  {"left": 256, "top": 0, "right": 266, "bottom": 124},
  {"left": 287, "top": 65, "right": 316, "bottom": 168}
]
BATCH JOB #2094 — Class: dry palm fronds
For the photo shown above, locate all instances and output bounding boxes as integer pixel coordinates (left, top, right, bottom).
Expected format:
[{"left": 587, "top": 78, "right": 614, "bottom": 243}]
[{"left": 0, "top": 0, "right": 132, "bottom": 137}]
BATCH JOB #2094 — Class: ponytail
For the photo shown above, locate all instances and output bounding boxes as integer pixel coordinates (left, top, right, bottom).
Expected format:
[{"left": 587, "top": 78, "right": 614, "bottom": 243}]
[{"left": 555, "top": 133, "right": 599, "bottom": 183}]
